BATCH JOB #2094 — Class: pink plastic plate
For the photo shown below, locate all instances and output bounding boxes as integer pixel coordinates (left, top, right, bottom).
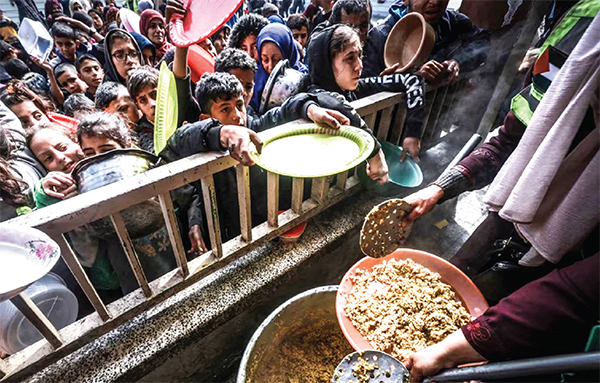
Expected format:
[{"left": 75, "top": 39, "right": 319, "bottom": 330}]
[
  {"left": 336, "top": 248, "right": 488, "bottom": 352},
  {"left": 169, "top": 0, "right": 243, "bottom": 47}
]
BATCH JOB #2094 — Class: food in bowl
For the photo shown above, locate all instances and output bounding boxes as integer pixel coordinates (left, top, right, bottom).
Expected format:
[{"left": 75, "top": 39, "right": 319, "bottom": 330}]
[{"left": 344, "top": 258, "right": 471, "bottom": 360}]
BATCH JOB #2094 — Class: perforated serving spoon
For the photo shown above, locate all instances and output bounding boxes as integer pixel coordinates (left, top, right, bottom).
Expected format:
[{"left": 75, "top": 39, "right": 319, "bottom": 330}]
[
  {"left": 359, "top": 199, "right": 414, "bottom": 258},
  {"left": 332, "top": 350, "right": 600, "bottom": 383}
]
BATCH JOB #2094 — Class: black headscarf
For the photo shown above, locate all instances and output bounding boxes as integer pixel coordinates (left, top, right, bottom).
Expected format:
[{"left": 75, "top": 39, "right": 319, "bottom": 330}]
[{"left": 103, "top": 28, "right": 145, "bottom": 85}]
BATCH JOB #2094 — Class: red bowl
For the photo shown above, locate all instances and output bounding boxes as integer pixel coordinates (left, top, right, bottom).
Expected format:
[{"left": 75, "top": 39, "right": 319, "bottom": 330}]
[{"left": 336, "top": 248, "right": 488, "bottom": 352}]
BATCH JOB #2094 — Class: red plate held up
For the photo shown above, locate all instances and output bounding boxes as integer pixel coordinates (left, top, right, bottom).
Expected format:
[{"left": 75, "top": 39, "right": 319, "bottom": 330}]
[{"left": 169, "top": 0, "right": 243, "bottom": 47}]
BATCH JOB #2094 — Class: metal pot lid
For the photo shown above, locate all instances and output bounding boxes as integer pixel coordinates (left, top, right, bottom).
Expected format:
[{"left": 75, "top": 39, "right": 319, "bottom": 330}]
[{"left": 259, "top": 59, "right": 290, "bottom": 115}]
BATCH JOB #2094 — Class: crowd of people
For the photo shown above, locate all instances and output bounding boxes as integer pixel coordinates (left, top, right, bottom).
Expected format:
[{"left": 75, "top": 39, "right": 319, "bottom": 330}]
[{"left": 0, "top": 0, "right": 597, "bottom": 381}]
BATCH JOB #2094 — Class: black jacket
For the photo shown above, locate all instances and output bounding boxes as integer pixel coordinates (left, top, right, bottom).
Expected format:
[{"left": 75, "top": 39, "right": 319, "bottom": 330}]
[
  {"left": 362, "top": 1, "right": 490, "bottom": 78},
  {"left": 307, "top": 24, "right": 426, "bottom": 139}
]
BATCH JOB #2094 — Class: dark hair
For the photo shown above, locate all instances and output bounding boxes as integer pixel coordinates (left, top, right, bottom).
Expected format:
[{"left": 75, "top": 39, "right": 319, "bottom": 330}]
[
  {"left": 54, "top": 62, "right": 78, "bottom": 81},
  {"left": 92, "top": 0, "right": 104, "bottom": 9},
  {"left": 5, "top": 58, "right": 29, "bottom": 79},
  {"left": 210, "top": 24, "right": 231, "bottom": 42},
  {"left": 51, "top": 22, "right": 77, "bottom": 41},
  {"left": 0, "top": 40, "right": 14, "bottom": 61},
  {"left": 73, "top": 11, "right": 94, "bottom": 28},
  {"left": 76, "top": 30, "right": 90, "bottom": 44},
  {"left": 214, "top": 48, "right": 257, "bottom": 73},
  {"left": 261, "top": 3, "right": 278, "bottom": 16},
  {"left": 330, "top": 0, "right": 371, "bottom": 24},
  {"left": 63, "top": 93, "right": 95, "bottom": 118},
  {"left": 228, "top": 14, "right": 269, "bottom": 50},
  {"left": 94, "top": 81, "right": 128, "bottom": 110},
  {"left": 77, "top": 111, "right": 136, "bottom": 148},
  {"left": 0, "top": 128, "right": 27, "bottom": 206},
  {"left": 88, "top": 8, "right": 103, "bottom": 20},
  {"left": 195, "top": 72, "right": 243, "bottom": 114},
  {"left": 0, "top": 80, "right": 50, "bottom": 115},
  {"left": 76, "top": 53, "right": 101, "bottom": 72},
  {"left": 329, "top": 25, "right": 360, "bottom": 62},
  {"left": 106, "top": 29, "right": 134, "bottom": 51},
  {"left": 286, "top": 13, "right": 309, "bottom": 31},
  {"left": 126, "top": 65, "right": 159, "bottom": 99}
]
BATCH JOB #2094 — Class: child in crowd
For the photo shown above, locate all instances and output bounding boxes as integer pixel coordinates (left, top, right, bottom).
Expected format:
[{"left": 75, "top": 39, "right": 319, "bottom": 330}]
[
  {"left": 55, "top": 63, "right": 89, "bottom": 96},
  {"left": 103, "top": 29, "right": 143, "bottom": 85},
  {"left": 76, "top": 54, "right": 104, "bottom": 99},
  {"left": 50, "top": 22, "right": 80, "bottom": 68},
  {"left": 227, "top": 13, "right": 269, "bottom": 62},
  {"left": 214, "top": 48, "right": 256, "bottom": 109},
  {"left": 94, "top": 81, "right": 141, "bottom": 128},
  {"left": 63, "top": 93, "right": 95, "bottom": 119},
  {"left": 286, "top": 13, "right": 310, "bottom": 51},
  {"left": 125, "top": 65, "right": 158, "bottom": 152},
  {"left": 210, "top": 25, "right": 230, "bottom": 55}
]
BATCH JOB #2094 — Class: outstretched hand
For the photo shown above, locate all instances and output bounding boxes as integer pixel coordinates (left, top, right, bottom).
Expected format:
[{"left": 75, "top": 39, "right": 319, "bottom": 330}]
[
  {"left": 379, "top": 62, "right": 401, "bottom": 76},
  {"left": 188, "top": 224, "right": 208, "bottom": 254},
  {"left": 30, "top": 56, "right": 52, "bottom": 74},
  {"left": 401, "top": 136, "right": 421, "bottom": 162},
  {"left": 42, "top": 172, "right": 78, "bottom": 199},
  {"left": 166, "top": 0, "right": 186, "bottom": 24},
  {"left": 306, "top": 104, "right": 350, "bottom": 129},
  {"left": 366, "top": 149, "right": 389, "bottom": 184},
  {"left": 402, "top": 185, "right": 444, "bottom": 225},
  {"left": 220, "top": 125, "right": 263, "bottom": 166}
]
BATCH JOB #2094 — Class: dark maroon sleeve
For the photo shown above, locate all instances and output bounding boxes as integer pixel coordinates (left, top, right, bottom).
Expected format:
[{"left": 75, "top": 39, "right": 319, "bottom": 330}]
[
  {"left": 434, "top": 110, "right": 527, "bottom": 202},
  {"left": 461, "top": 253, "right": 599, "bottom": 361}
]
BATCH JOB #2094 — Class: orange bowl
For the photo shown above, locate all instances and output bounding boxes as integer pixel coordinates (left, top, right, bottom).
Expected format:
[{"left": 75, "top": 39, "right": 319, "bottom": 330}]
[
  {"left": 384, "top": 12, "right": 435, "bottom": 72},
  {"left": 336, "top": 248, "right": 488, "bottom": 352}
]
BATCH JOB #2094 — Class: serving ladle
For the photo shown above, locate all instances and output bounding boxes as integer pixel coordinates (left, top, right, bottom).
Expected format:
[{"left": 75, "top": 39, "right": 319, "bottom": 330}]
[{"left": 333, "top": 350, "right": 600, "bottom": 383}]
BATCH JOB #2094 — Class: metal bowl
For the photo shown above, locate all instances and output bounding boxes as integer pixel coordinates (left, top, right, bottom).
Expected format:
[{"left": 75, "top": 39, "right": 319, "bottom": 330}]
[
  {"left": 259, "top": 59, "right": 309, "bottom": 114},
  {"left": 237, "top": 286, "right": 354, "bottom": 383},
  {"left": 72, "top": 148, "right": 165, "bottom": 239}
]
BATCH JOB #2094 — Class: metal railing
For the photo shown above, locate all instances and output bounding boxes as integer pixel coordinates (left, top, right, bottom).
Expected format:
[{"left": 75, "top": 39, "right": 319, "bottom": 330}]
[{"left": 0, "top": 91, "right": 413, "bottom": 380}]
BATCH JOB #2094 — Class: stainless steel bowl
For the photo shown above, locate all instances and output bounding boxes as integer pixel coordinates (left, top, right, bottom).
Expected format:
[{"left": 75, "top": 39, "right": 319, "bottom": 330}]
[
  {"left": 237, "top": 286, "right": 354, "bottom": 383},
  {"left": 72, "top": 148, "right": 165, "bottom": 239},
  {"left": 259, "top": 59, "right": 309, "bottom": 114}
]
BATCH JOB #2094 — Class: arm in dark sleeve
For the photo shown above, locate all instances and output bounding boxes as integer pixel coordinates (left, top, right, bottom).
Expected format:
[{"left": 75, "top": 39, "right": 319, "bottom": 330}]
[
  {"left": 362, "top": 28, "right": 387, "bottom": 78},
  {"left": 461, "top": 253, "right": 599, "bottom": 361},
  {"left": 247, "top": 92, "right": 318, "bottom": 132},
  {"left": 433, "top": 111, "right": 526, "bottom": 201},
  {"left": 356, "top": 73, "right": 426, "bottom": 138},
  {"left": 308, "top": 90, "right": 381, "bottom": 158},
  {"left": 158, "top": 118, "right": 224, "bottom": 162},
  {"left": 175, "top": 74, "right": 200, "bottom": 126}
]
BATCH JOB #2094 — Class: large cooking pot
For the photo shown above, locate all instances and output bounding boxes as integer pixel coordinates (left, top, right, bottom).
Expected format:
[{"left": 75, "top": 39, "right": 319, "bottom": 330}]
[
  {"left": 72, "top": 148, "right": 165, "bottom": 239},
  {"left": 237, "top": 286, "right": 354, "bottom": 383},
  {"left": 259, "top": 59, "right": 309, "bottom": 115}
]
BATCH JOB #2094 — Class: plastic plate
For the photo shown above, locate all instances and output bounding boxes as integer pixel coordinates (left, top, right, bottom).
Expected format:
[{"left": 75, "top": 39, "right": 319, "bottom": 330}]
[
  {"left": 154, "top": 62, "right": 178, "bottom": 155},
  {"left": 336, "top": 248, "right": 488, "bottom": 352},
  {"left": 169, "top": 0, "right": 243, "bottom": 47},
  {"left": 251, "top": 123, "right": 375, "bottom": 178},
  {"left": 0, "top": 225, "right": 61, "bottom": 302}
]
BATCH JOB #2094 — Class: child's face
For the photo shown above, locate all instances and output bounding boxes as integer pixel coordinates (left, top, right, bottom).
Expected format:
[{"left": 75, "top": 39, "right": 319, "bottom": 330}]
[
  {"left": 229, "top": 68, "right": 255, "bottom": 108},
  {"left": 292, "top": 26, "right": 309, "bottom": 49},
  {"left": 212, "top": 30, "right": 228, "bottom": 54},
  {"left": 106, "top": 92, "right": 140, "bottom": 125},
  {"left": 78, "top": 59, "right": 104, "bottom": 90},
  {"left": 11, "top": 101, "right": 49, "bottom": 130},
  {"left": 91, "top": 13, "right": 103, "bottom": 29},
  {"left": 57, "top": 70, "right": 88, "bottom": 94},
  {"left": 202, "top": 94, "right": 246, "bottom": 127},
  {"left": 135, "top": 85, "right": 157, "bottom": 124},
  {"left": 332, "top": 35, "right": 363, "bottom": 92},
  {"left": 55, "top": 37, "right": 78, "bottom": 61},
  {"left": 110, "top": 38, "right": 141, "bottom": 80},
  {"left": 260, "top": 42, "right": 283, "bottom": 76},
  {"left": 241, "top": 34, "right": 258, "bottom": 62},
  {"left": 80, "top": 134, "right": 125, "bottom": 157},
  {"left": 30, "top": 129, "right": 84, "bottom": 173}
]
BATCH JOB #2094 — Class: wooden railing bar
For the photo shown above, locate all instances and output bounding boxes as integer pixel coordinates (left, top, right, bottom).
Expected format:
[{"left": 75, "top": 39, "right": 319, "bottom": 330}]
[
  {"left": 53, "top": 235, "right": 111, "bottom": 321},
  {"left": 5, "top": 152, "right": 238, "bottom": 236},
  {"left": 291, "top": 177, "right": 304, "bottom": 214},
  {"left": 267, "top": 171, "right": 279, "bottom": 228},
  {"left": 352, "top": 92, "right": 404, "bottom": 116},
  {"left": 0, "top": 358, "right": 8, "bottom": 379},
  {"left": 110, "top": 212, "right": 152, "bottom": 298},
  {"left": 236, "top": 165, "right": 252, "bottom": 242},
  {"left": 201, "top": 175, "right": 223, "bottom": 259},
  {"left": 390, "top": 104, "right": 407, "bottom": 146},
  {"left": 158, "top": 192, "right": 189, "bottom": 278},
  {"left": 311, "top": 176, "right": 331, "bottom": 204},
  {"left": 364, "top": 113, "right": 377, "bottom": 132},
  {"left": 377, "top": 106, "right": 395, "bottom": 141},
  {"left": 10, "top": 293, "right": 63, "bottom": 349},
  {"left": 336, "top": 171, "right": 348, "bottom": 190}
]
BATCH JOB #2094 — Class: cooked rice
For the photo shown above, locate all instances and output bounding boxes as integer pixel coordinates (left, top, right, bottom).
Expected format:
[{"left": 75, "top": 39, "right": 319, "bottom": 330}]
[{"left": 344, "top": 258, "right": 471, "bottom": 360}]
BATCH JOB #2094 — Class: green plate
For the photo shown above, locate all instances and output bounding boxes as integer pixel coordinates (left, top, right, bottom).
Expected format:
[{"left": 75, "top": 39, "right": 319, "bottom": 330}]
[
  {"left": 251, "top": 123, "right": 375, "bottom": 178},
  {"left": 154, "top": 62, "right": 178, "bottom": 155}
]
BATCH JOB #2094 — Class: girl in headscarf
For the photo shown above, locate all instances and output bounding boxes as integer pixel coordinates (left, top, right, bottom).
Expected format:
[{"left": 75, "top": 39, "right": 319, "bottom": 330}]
[
  {"left": 69, "top": 0, "right": 91, "bottom": 15},
  {"left": 139, "top": 9, "right": 173, "bottom": 62},
  {"left": 250, "top": 22, "right": 307, "bottom": 112},
  {"left": 45, "top": 0, "right": 63, "bottom": 27}
]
